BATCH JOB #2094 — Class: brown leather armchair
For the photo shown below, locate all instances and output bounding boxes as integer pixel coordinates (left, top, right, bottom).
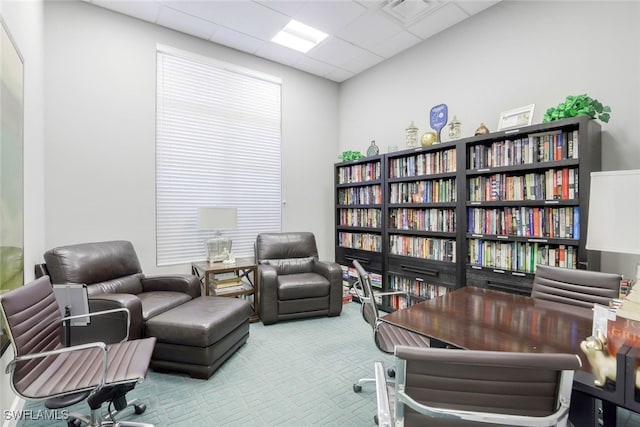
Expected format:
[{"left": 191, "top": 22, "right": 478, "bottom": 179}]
[
  {"left": 256, "top": 232, "right": 343, "bottom": 325},
  {"left": 38, "top": 240, "right": 251, "bottom": 379}
]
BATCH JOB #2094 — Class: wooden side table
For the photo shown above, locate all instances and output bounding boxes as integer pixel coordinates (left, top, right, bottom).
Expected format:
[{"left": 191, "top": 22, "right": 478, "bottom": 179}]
[{"left": 191, "top": 257, "right": 259, "bottom": 322}]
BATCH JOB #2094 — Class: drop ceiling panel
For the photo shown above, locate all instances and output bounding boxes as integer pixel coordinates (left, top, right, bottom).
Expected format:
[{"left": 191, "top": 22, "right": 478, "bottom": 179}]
[
  {"left": 157, "top": 7, "right": 218, "bottom": 40},
  {"left": 407, "top": 2, "right": 470, "bottom": 39},
  {"left": 82, "top": 0, "right": 502, "bottom": 82},
  {"left": 336, "top": 10, "right": 404, "bottom": 51}
]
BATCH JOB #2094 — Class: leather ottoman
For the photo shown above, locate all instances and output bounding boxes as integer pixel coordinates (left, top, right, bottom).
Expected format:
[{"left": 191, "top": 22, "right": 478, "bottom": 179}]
[{"left": 145, "top": 296, "right": 251, "bottom": 379}]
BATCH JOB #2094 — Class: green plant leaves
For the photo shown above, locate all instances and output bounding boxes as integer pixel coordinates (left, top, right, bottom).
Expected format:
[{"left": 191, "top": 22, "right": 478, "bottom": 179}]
[
  {"left": 339, "top": 150, "right": 364, "bottom": 161},
  {"left": 543, "top": 94, "right": 611, "bottom": 123}
]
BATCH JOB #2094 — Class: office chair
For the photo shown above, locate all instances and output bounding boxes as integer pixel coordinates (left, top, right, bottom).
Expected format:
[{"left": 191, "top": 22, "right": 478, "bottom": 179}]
[
  {"left": 531, "top": 264, "right": 620, "bottom": 309},
  {"left": 375, "top": 345, "right": 582, "bottom": 427},
  {"left": 0, "top": 275, "right": 157, "bottom": 427},
  {"left": 351, "top": 260, "right": 430, "bottom": 392}
]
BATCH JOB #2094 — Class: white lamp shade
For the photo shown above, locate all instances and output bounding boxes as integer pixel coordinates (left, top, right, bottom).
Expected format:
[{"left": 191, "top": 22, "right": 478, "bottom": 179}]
[
  {"left": 586, "top": 170, "right": 640, "bottom": 255},
  {"left": 197, "top": 207, "right": 237, "bottom": 231}
]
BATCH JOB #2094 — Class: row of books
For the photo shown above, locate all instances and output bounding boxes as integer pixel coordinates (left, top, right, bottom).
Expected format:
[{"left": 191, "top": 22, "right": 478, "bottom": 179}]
[
  {"left": 337, "top": 162, "right": 381, "bottom": 184},
  {"left": 468, "top": 129, "right": 579, "bottom": 169},
  {"left": 467, "top": 206, "right": 579, "bottom": 239},
  {"left": 340, "top": 265, "right": 382, "bottom": 289},
  {"left": 468, "top": 168, "right": 579, "bottom": 202},
  {"left": 389, "top": 236, "right": 456, "bottom": 262},
  {"left": 389, "top": 276, "right": 449, "bottom": 299},
  {"left": 336, "top": 185, "right": 382, "bottom": 205},
  {"left": 389, "top": 178, "right": 457, "bottom": 204},
  {"left": 338, "top": 232, "right": 382, "bottom": 252},
  {"left": 467, "top": 239, "right": 578, "bottom": 272},
  {"left": 337, "top": 208, "right": 382, "bottom": 228},
  {"left": 389, "top": 208, "right": 456, "bottom": 233},
  {"left": 388, "top": 149, "right": 456, "bottom": 179}
]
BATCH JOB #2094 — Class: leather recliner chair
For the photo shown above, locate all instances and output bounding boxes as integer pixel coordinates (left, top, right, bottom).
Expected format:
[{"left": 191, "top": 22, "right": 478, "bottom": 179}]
[
  {"left": 38, "top": 240, "right": 251, "bottom": 379},
  {"left": 256, "top": 232, "right": 343, "bottom": 325}
]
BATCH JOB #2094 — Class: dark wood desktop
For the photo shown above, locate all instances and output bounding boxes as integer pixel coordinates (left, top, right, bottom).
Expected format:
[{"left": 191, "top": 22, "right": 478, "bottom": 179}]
[{"left": 381, "top": 286, "right": 629, "bottom": 427}]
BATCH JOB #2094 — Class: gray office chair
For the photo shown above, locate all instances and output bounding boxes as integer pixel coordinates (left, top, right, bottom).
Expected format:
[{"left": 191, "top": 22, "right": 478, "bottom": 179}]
[
  {"left": 352, "top": 260, "right": 430, "bottom": 392},
  {"left": 375, "top": 345, "right": 582, "bottom": 427},
  {"left": 0, "top": 275, "right": 156, "bottom": 427},
  {"left": 531, "top": 264, "right": 621, "bottom": 309}
]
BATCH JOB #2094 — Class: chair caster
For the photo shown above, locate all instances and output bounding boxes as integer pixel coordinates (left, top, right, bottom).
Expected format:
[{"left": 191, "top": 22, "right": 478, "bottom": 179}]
[
  {"left": 387, "top": 368, "right": 395, "bottom": 378},
  {"left": 353, "top": 384, "right": 362, "bottom": 393},
  {"left": 374, "top": 414, "right": 379, "bottom": 425},
  {"left": 134, "top": 403, "right": 146, "bottom": 414},
  {"left": 67, "top": 418, "right": 81, "bottom": 427}
]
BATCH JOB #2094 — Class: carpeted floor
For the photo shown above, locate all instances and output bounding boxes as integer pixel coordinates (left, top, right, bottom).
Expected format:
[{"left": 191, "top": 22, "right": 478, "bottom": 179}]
[
  {"left": 17, "top": 301, "right": 640, "bottom": 427},
  {"left": 20, "top": 302, "right": 392, "bottom": 427}
]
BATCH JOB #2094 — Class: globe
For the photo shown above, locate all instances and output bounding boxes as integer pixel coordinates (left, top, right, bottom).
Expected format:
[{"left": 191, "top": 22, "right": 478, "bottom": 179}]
[{"left": 421, "top": 131, "right": 437, "bottom": 146}]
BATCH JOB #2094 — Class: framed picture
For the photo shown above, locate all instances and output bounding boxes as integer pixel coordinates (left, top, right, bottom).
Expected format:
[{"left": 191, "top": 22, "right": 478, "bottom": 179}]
[
  {"left": 497, "top": 104, "right": 535, "bottom": 131},
  {"left": 1, "top": 17, "right": 24, "bottom": 355}
]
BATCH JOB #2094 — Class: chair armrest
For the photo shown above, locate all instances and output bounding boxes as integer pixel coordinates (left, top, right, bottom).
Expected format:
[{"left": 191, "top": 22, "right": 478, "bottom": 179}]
[
  {"left": 6, "top": 341, "right": 108, "bottom": 390},
  {"left": 258, "top": 264, "right": 278, "bottom": 324},
  {"left": 141, "top": 274, "right": 201, "bottom": 299},
  {"left": 63, "top": 307, "right": 131, "bottom": 342},
  {"left": 314, "top": 260, "right": 343, "bottom": 315},
  {"left": 374, "top": 361, "right": 392, "bottom": 427}
]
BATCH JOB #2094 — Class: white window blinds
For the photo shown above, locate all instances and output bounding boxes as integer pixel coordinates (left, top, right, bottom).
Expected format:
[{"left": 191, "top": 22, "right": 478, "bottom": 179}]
[{"left": 156, "top": 46, "right": 282, "bottom": 266}]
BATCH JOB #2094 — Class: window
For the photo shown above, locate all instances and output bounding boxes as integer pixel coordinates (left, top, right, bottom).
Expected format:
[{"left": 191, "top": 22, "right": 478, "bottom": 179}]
[{"left": 156, "top": 46, "right": 282, "bottom": 266}]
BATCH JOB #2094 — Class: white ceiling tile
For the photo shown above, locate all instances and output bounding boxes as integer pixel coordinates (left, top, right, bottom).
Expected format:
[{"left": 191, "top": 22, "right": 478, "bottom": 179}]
[
  {"left": 209, "top": 27, "right": 265, "bottom": 54},
  {"left": 341, "top": 50, "right": 384, "bottom": 74},
  {"left": 157, "top": 6, "right": 218, "bottom": 39},
  {"left": 336, "top": 10, "right": 403, "bottom": 51},
  {"left": 292, "top": 1, "right": 368, "bottom": 34},
  {"left": 254, "top": 41, "right": 306, "bottom": 66},
  {"left": 407, "top": 2, "right": 469, "bottom": 39},
  {"left": 164, "top": 0, "right": 289, "bottom": 41},
  {"left": 257, "top": 0, "right": 309, "bottom": 17},
  {"left": 324, "top": 67, "right": 355, "bottom": 83},
  {"left": 354, "top": 0, "right": 387, "bottom": 11},
  {"left": 307, "top": 36, "right": 366, "bottom": 68},
  {"left": 91, "top": 0, "right": 162, "bottom": 22},
  {"left": 454, "top": 1, "right": 501, "bottom": 16},
  {"left": 293, "top": 56, "right": 337, "bottom": 77},
  {"left": 368, "top": 30, "right": 421, "bottom": 58}
]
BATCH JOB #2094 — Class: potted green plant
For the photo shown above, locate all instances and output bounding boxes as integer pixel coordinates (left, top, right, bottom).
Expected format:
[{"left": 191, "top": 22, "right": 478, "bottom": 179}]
[{"left": 543, "top": 94, "right": 611, "bottom": 123}]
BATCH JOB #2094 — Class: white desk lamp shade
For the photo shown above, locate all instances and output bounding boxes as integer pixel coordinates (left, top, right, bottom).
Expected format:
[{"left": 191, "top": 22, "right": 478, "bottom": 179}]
[{"left": 198, "top": 207, "right": 237, "bottom": 262}]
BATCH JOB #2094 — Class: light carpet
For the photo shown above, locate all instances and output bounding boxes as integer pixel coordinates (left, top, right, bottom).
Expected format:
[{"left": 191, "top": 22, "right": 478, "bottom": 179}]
[{"left": 20, "top": 301, "right": 392, "bottom": 427}]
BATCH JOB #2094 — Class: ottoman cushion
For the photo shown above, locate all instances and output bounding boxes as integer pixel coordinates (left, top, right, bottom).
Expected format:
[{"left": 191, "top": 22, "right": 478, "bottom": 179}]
[{"left": 145, "top": 296, "right": 251, "bottom": 347}]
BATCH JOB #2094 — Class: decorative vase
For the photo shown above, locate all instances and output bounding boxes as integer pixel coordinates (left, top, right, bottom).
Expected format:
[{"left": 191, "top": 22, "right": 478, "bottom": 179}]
[
  {"left": 475, "top": 123, "right": 490, "bottom": 135},
  {"left": 367, "top": 140, "right": 380, "bottom": 156},
  {"left": 421, "top": 131, "right": 437, "bottom": 147},
  {"left": 405, "top": 121, "right": 419, "bottom": 148}
]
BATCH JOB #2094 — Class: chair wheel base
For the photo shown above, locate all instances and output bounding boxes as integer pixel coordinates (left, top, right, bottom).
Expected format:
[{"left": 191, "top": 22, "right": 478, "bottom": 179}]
[
  {"left": 67, "top": 418, "right": 81, "bottom": 427},
  {"left": 353, "top": 384, "right": 362, "bottom": 393}
]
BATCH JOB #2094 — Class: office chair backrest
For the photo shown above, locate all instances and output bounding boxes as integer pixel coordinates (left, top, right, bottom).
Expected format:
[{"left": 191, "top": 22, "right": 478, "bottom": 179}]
[
  {"left": 353, "top": 260, "right": 380, "bottom": 329},
  {"left": 0, "top": 275, "right": 64, "bottom": 395},
  {"left": 532, "top": 264, "right": 620, "bottom": 309},
  {"left": 395, "top": 345, "right": 581, "bottom": 426}
]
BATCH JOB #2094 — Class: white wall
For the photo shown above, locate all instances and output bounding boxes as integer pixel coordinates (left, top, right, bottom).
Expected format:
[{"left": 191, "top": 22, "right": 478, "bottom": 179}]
[
  {"left": 339, "top": 0, "right": 640, "bottom": 279},
  {"left": 0, "top": 0, "right": 45, "bottom": 424},
  {"left": 43, "top": 1, "right": 339, "bottom": 273}
]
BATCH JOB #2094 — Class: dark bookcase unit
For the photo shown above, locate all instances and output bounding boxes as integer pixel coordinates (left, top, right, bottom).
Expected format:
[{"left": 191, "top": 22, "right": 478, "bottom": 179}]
[
  {"left": 335, "top": 155, "right": 385, "bottom": 301},
  {"left": 334, "top": 116, "right": 601, "bottom": 307},
  {"left": 464, "top": 116, "right": 601, "bottom": 295},
  {"left": 385, "top": 141, "right": 461, "bottom": 310}
]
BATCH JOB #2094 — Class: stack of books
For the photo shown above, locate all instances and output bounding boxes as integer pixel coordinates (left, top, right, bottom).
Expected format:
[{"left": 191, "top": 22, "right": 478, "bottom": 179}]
[{"left": 212, "top": 272, "right": 245, "bottom": 293}]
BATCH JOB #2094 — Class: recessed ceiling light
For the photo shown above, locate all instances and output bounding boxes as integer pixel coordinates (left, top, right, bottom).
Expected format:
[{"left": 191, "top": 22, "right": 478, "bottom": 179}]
[{"left": 271, "top": 20, "right": 328, "bottom": 53}]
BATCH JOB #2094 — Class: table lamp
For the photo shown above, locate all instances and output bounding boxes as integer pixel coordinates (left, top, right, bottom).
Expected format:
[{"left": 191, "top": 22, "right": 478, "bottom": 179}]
[
  {"left": 586, "top": 170, "right": 640, "bottom": 286},
  {"left": 198, "top": 207, "right": 237, "bottom": 263}
]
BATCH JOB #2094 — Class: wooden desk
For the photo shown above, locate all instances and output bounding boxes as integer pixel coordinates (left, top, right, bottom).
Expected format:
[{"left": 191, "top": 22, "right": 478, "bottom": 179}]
[{"left": 381, "top": 286, "right": 629, "bottom": 427}]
